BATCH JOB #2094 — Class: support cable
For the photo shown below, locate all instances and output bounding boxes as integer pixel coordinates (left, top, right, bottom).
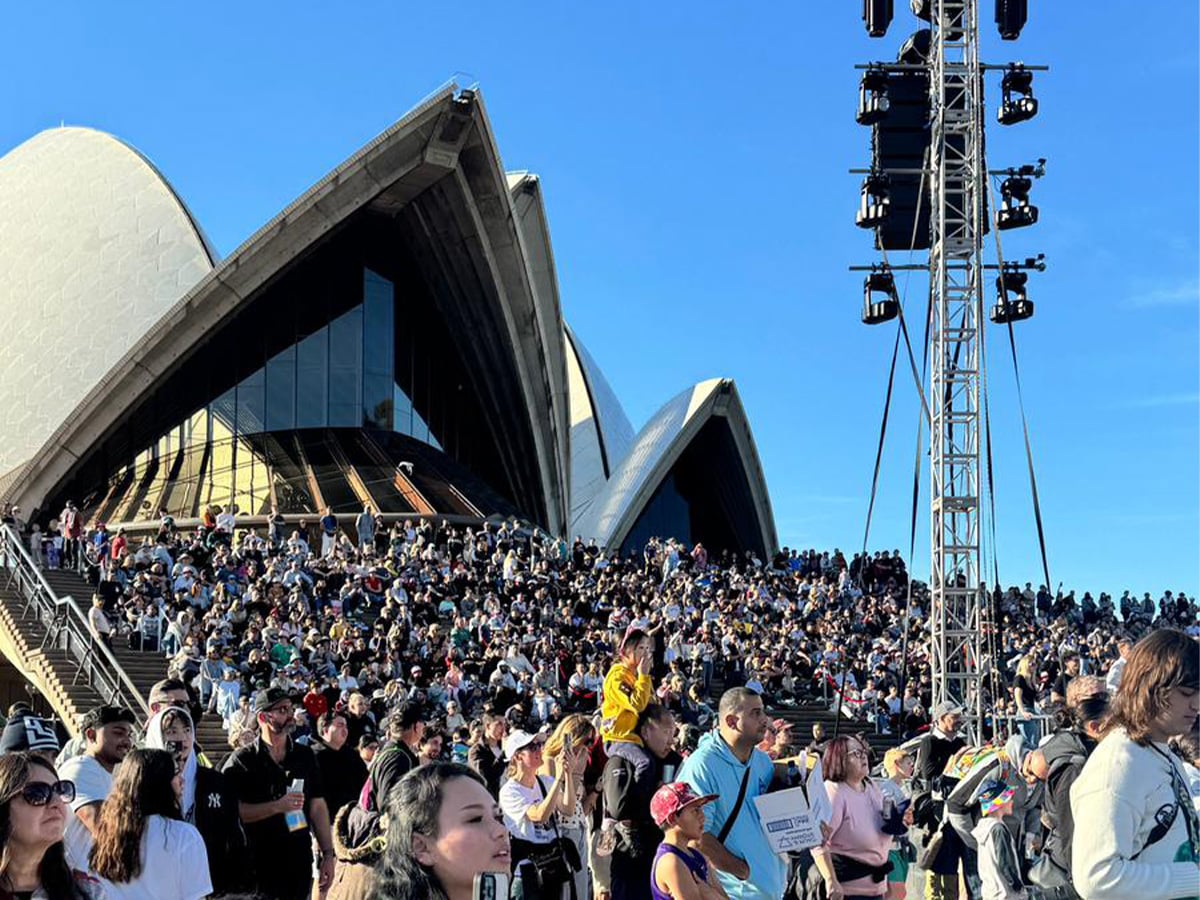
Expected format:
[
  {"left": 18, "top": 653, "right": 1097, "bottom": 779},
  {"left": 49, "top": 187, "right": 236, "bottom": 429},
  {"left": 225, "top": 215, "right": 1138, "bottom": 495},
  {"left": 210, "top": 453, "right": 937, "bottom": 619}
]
[
  {"left": 984, "top": 175, "right": 1054, "bottom": 595},
  {"left": 848, "top": 154, "right": 930, "bottom": 733}
]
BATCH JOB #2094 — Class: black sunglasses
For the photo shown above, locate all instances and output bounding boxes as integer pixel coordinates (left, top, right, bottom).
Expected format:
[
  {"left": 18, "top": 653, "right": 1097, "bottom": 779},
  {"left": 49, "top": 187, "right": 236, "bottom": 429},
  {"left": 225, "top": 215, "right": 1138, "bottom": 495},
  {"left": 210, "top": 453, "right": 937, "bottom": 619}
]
[{"left": 20, "top": 780, "right": 75, "bottom": 807}]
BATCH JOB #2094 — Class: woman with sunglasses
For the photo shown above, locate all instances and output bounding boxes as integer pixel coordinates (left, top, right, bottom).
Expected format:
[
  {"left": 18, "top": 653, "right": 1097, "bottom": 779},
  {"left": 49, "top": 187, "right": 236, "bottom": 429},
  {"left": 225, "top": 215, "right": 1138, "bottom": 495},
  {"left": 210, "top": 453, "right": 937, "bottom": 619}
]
[
  {"left": 498, "top": 729, "right": 579, "bottom": 899},
  {"left": 0, "top": 751, "right": 92, "bottom": 899},
  {"left": 813, "top": 736, "right": 896, "bottom": 900},
  {"left": 87, "top": 748, "right": 212, "bottom": 900}
]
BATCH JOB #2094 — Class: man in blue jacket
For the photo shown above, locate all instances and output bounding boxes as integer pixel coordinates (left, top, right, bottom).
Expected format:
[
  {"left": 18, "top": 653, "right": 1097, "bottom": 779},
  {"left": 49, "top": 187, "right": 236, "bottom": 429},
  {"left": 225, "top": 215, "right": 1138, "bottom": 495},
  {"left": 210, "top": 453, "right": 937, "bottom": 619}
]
[{"left": 677, "top": 687, "right": 788, "bottom": 900}]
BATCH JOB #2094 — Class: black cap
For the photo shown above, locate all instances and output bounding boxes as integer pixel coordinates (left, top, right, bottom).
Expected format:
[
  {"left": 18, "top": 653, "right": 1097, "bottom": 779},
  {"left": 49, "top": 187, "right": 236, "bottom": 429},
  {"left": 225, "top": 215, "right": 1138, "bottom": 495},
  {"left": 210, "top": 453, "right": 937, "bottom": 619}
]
[
  {"left": 80, "top": 706, "right": 136, "bottom": 733},
  {"left": 0, "top": 715, "right": 60, "bottom": 755},
  {"left": 254, "top": 687, "right": 292, "bottom": 713}
]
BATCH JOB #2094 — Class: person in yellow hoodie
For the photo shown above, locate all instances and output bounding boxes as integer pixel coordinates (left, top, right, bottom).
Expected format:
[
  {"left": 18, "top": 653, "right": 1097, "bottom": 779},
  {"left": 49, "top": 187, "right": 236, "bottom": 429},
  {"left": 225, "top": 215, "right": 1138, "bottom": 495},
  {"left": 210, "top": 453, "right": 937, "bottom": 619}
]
[{"left": 600, "top": 628, "right": 656, "bottom": 746}]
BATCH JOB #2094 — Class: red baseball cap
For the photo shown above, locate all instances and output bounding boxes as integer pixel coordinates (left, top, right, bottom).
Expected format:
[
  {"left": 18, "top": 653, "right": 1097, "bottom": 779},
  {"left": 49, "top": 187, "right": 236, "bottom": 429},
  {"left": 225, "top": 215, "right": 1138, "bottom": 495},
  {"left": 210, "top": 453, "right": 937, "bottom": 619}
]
[{"left": 650, "top": 781, "right": 719, "bottom": 828}]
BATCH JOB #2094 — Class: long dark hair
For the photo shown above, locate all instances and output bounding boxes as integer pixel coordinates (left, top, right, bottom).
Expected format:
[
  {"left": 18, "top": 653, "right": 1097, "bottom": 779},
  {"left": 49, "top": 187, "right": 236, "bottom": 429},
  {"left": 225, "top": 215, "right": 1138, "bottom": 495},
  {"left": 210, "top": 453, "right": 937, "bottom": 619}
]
[
  {"left": 89, "top": 748, "right": 180, "bottom": 883},
  {"left": 371, "top": 762, "right": 489, "bottom": 900},
  {"left": 1106, "top": 629, "right": 1199, "bottom": 745},
  {"left": 0, "top": 753, "right": 87, "bottom": 899}
]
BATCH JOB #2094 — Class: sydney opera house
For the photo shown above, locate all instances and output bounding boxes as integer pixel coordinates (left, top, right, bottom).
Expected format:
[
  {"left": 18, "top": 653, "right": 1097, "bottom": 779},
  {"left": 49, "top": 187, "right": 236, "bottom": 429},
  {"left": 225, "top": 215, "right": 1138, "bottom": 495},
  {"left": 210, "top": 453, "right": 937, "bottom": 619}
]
[{"left": 0, "top": 85, "right": 777, "bottom": 557}]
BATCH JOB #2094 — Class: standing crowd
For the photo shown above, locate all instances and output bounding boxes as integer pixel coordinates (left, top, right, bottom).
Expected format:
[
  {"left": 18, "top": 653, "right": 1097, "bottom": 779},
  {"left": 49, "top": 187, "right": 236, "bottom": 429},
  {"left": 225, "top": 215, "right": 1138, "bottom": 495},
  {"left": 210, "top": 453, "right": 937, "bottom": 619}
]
[{"left": 0, "top": 506, "right": 1195, "bottom": 899}]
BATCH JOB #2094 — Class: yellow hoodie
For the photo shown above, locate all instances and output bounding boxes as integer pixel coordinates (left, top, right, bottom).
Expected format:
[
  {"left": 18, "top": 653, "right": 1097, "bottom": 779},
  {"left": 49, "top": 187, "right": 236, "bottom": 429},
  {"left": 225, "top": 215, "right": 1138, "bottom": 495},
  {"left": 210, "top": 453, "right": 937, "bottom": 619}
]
[{"left": 599, "top": 660, "right": 654, "bottom": 745}]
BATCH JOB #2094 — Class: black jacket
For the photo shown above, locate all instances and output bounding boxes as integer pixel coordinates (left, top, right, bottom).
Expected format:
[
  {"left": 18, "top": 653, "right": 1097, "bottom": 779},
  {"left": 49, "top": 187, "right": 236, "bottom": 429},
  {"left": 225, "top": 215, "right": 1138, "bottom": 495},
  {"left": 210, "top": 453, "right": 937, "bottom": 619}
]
[
  {"left": 193, "top": 765, "right": 254, "bottom": 895},
  {"left": 1040, "top": 729, "right": 1093, "bottom": 872},
  {"left": 602, "top": 742, "right": 663, "bottom": 864},
  {"left": 467, "top": 742, "right": 507, "bottom": 797}
]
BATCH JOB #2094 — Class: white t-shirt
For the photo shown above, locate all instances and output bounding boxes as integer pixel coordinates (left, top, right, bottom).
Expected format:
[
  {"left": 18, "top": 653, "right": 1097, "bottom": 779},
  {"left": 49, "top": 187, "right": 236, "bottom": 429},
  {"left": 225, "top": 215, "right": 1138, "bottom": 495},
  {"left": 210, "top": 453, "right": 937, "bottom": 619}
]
[
  {"left": 57, "top": 754, "right": 113, "bottom": 870},
  {"left": 89, "top": 815, "right": 212, "bottom": 900},
  {"left": 499, "top": 775, "right": 556, "bottom": 845}
]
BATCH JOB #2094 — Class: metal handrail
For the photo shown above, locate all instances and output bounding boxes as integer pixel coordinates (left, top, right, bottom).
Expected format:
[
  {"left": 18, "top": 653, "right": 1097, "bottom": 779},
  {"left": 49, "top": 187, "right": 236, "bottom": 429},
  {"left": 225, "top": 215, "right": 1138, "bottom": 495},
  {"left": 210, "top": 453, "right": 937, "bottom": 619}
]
[{"left": 0, "top": 525, "right": 149, "bottom": 724}]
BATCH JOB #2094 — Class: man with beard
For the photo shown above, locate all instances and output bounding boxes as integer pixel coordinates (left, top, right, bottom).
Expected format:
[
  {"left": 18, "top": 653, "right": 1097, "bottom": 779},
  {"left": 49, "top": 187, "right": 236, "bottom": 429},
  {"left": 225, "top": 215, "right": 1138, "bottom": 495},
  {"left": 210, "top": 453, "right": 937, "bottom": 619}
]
[
  {"left": 677, "top": 687, "right": 791, "bottom": 900},
  {"left": 223, "top": 687, "right": 335, "bottom": 900}
]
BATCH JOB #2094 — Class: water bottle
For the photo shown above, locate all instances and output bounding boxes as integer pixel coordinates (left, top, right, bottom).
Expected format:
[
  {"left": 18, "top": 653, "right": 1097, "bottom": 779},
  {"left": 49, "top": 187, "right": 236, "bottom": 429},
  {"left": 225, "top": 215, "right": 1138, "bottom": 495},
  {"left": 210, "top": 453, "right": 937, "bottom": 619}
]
[
  {"left": 284, "top": 779, "right": 307, "bottom": 832},
  {"left": 787, "top": 760, "right": 800, "bottom": 788}
]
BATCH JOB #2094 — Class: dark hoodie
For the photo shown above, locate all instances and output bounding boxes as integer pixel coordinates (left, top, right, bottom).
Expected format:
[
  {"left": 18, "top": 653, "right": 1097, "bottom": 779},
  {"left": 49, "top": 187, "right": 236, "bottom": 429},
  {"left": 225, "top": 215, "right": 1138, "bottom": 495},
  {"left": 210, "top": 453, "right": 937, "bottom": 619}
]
[{"left": 1039, "top": 728, "right": 1095, "bottom": 875}]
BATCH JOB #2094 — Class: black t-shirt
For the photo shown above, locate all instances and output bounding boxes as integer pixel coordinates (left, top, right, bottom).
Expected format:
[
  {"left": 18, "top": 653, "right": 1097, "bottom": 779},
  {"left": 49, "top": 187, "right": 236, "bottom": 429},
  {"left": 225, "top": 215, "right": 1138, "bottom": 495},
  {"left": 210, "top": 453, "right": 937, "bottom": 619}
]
[
  {"left": 222, "top": 737, "right": 325, "bottom": 894},
  {"left": 312, "top": 741, "right": 369, "bottom": 820}
]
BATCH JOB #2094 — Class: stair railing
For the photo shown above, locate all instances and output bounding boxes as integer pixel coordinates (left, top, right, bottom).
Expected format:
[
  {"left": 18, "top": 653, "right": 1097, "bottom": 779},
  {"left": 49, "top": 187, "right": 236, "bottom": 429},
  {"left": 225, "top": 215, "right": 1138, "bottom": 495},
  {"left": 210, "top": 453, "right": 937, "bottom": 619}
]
[{"left": 0, "top": 525, "right": 149, "bottom": 725}]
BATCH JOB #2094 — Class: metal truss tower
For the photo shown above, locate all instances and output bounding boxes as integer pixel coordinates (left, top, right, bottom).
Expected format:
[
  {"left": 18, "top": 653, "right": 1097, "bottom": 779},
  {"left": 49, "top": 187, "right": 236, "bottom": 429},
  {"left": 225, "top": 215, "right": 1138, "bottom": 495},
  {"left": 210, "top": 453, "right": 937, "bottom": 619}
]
[{"left": 928, "top": 0, "right": 985, "bottom": 728}]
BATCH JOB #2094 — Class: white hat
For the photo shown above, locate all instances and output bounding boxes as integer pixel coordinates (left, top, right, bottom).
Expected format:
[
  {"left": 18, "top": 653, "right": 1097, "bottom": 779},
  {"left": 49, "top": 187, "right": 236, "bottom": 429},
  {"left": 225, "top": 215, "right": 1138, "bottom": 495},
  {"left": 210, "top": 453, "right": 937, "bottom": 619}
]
[{"left": 503, "top": 729, "right": 543, "bottom": 761}]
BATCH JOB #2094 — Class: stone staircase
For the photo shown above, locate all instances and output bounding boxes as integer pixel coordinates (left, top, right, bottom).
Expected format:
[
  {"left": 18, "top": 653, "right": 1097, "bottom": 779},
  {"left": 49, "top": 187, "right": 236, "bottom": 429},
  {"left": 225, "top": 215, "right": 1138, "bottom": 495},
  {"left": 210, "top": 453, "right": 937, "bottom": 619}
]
[
  {"left": 0, "top": 573, "right": 107, "bottom": 732},
  {"left": 36, "top": 568, "right": 229, "bottom": 756}
]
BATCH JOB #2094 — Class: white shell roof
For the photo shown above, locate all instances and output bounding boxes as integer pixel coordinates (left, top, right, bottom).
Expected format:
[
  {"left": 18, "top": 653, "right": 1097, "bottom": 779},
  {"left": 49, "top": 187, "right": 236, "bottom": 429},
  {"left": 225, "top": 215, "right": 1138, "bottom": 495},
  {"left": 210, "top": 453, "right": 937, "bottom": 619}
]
[
  {"left": 0, "top": 127, "right": 214, "bottom": 476},
  {"left": 565, "top": 326, "right": 637, "bottom": 533},
  {"left": 573, "top": 378, "right": 724, "bottom": 547}
]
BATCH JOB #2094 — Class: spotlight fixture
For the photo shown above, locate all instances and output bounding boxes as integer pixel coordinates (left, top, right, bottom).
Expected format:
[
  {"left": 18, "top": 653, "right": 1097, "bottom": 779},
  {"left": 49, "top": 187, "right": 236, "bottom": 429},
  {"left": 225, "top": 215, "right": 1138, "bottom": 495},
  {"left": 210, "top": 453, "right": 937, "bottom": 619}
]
[
  {"left": 998, "top": 65, "right": 1038, "bottom": 125},
  {"left": 995, "top": 0, "right": 1029, "bottom": 40},
  {"left": 910, "top": 0, "right": 963, "bottom": 40},
  {"left": 862, "top": 0, "right": 894, "bottom": 38},
  {"left": 857, "top": 69, "right": 891, "bottom": 126},
  {"left": 856, "top": 174, "right": 892, "bottom": 229},
  {"left": 862, "top": 267, "right": 901, "bottom": 325},
  {"left": 990, "top": 270, "right": 1034, "bottom": 323},
  {"left": 996, "top": 175, "right": 1038, "bottom": 230}
]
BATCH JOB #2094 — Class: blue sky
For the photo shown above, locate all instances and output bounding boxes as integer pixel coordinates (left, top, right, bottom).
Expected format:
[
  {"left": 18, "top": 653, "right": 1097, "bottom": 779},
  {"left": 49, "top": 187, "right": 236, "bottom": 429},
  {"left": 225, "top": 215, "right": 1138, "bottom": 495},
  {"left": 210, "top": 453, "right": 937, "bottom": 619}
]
[{"left": 3, "top": 3, "right": 1196, "bottom": 594}]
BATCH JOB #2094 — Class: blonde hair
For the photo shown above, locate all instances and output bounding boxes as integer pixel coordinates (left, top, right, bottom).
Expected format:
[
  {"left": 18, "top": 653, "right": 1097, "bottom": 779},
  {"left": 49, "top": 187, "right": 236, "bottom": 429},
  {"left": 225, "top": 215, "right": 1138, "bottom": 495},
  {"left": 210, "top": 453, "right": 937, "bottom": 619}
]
[
  {"left": 883, "top": 747, "right": 912, "bottom": 778},
  {"left": 541, "top": 714, "right": 596, "bottom": 771},
  {"left": 1016, "top": 654, "right": 1035, "bottom": 681}
]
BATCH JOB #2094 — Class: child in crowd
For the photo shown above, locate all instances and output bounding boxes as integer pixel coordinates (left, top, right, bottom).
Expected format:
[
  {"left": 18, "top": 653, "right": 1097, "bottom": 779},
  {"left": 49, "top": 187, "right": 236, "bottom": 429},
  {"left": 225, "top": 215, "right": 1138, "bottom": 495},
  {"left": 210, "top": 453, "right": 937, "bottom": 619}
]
[
  {"left": 649, "top": 781, "right": 727, "bottom": 900},
  {"left": 971, "top": 779, "right": 1027, "bottom": 900},
  {"left": 599, "top": 627, "right": 655, "bottom": 746}
]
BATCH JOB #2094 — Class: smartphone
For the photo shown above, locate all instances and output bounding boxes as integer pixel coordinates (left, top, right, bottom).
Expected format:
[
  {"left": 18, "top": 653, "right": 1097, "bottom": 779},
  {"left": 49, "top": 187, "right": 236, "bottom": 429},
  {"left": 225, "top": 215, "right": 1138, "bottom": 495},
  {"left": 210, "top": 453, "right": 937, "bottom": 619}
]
[{"left": 472, "top": 872, "right": 510, "bottom": 900}]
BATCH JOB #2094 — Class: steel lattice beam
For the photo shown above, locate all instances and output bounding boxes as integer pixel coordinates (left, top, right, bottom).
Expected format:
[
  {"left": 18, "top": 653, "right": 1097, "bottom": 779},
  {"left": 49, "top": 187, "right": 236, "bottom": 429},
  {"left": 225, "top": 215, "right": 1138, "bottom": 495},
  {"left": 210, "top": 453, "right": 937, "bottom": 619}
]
[{"left": 929, "top": 0, "right": 985, "bottom": 736}]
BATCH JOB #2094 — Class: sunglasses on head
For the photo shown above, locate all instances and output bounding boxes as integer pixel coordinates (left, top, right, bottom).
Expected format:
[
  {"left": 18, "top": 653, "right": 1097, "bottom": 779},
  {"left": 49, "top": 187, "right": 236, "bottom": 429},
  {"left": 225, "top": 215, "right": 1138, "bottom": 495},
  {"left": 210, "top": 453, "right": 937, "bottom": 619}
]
[{"left": 20, "top": 780, "right": 75, "bottom": 807}]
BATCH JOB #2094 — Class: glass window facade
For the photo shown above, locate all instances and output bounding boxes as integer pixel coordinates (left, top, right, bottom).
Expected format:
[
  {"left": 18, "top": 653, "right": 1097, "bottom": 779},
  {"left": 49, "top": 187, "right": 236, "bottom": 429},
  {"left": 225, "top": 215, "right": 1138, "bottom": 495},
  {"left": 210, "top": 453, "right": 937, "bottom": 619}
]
[{"left": 59, "top": 214, "right": 549, "bottom": 530}]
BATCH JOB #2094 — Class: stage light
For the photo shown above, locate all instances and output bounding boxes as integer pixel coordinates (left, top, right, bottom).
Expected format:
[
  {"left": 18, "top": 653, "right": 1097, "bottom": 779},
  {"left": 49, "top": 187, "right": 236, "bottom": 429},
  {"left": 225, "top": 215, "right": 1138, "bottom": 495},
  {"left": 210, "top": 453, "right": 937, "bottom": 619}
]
[
  {"left": 862, "top": 268, "right": 901, "bottom": 325},
  {"left": 996, "top": 175, "right": 1038, "bottom": 230},
  {"left": 910, "top": 0, "right": 963, "bottom": 40},
  {"left": 856, "top": 174, "right": 891, "bottom": 229},
  {"left": 863, "top": 0, "right": 894, "bottom": 38},
  {"left": 857, "top": 69, "right": 891, "bottom": 126},
  {"left": 998, "top": 66, "right": 1038, "bottom": 125},
  {"left": 995, "top": 0, "right": 1029, "bottom": 40},
  {"left": 990, "top": 270, "right": 1034, "bottom": 323}
]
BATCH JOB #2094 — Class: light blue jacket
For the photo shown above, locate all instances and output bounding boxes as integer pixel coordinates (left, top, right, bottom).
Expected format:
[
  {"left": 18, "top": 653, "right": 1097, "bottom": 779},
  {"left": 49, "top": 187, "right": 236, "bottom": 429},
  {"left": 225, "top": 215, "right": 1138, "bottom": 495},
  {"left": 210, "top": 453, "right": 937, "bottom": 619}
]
[{"left": 677, "top": 731, "right": 786, "bottom": 900}]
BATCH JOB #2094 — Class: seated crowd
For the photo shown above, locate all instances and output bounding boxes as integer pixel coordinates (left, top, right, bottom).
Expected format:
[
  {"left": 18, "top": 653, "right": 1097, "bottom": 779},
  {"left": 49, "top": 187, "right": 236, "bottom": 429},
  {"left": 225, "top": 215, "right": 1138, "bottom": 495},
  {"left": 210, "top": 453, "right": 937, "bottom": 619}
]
[{"left": 0, "top": 505, "right": 1195, "bottom": 899}]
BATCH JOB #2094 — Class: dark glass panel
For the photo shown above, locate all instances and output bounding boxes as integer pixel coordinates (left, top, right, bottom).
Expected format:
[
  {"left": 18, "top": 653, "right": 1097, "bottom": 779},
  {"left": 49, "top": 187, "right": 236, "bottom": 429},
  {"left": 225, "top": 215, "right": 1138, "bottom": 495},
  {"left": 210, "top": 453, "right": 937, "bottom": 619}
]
[
  {"left": 296, "top": 329, "right": 329, "bottom": 428},
  {"left": 265, "top": 345, "right": 297, "bottom": 432},
  {"left": 236, "top": 369, "right": 266, "bottom": 435},
  {"left": 328, "top": 306, "right": 362, "bottom": 427}
]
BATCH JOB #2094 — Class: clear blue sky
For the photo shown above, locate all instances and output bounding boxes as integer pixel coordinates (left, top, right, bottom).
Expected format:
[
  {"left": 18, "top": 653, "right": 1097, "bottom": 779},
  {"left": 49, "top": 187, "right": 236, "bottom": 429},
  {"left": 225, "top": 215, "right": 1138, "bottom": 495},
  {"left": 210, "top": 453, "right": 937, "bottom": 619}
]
[{"left": 3, "top": 3, "right": 1196, "bottom": 594}]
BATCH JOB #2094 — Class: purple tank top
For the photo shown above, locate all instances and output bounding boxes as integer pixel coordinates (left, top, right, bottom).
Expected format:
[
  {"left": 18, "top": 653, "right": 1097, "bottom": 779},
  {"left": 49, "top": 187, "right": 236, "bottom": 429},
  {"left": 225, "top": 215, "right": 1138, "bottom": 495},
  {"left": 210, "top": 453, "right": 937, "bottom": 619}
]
[{"left": 651, "top": 842, "right": 710, "bottom": 900}]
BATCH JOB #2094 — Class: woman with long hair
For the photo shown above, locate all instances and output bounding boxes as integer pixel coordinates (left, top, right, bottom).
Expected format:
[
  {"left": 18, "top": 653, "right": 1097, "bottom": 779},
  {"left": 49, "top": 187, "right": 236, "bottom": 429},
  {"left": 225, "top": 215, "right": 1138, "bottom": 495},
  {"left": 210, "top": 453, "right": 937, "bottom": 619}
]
[
  {"left": 498, "top": 729, "right": 579, "bottom": 899},
  {"left": 539, "top": 715, "right": 596, "bottom": 900},
  {"left": 1014, "top": 653, "right": 1040, "bottom": 746},
  {"left": 1070, "top": 629, "right": 1200, "bottom": 899},
  {"left": 0, "top": 752, "right": 91, "bottom": 899},
  {"left": 370, "top": 762, "right": 510, "bottom": 900},
  {"left": 143, "top": 705, "right": 250, "bottom": 895},
  {"left": 87, "top": 748, "right": 211, "bottom": 900},
  {"left": 812, "top": 735, "right": 896, "bottom": 900}
]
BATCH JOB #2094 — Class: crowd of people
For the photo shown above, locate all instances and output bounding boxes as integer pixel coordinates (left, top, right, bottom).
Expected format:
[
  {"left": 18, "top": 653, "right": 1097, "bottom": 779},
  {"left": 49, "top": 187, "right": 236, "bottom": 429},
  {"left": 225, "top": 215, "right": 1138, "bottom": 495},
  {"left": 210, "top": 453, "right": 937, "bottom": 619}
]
[{"left": 0, "top": 504, "right": 1195, "bottom": 899}]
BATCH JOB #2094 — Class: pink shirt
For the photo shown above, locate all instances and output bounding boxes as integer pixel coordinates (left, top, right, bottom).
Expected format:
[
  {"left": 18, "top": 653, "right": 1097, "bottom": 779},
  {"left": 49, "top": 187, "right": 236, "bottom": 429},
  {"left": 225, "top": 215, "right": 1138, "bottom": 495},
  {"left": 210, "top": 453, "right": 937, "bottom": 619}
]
[{"left": 823, "top": 779, "right": 893, "bottom": 897}]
